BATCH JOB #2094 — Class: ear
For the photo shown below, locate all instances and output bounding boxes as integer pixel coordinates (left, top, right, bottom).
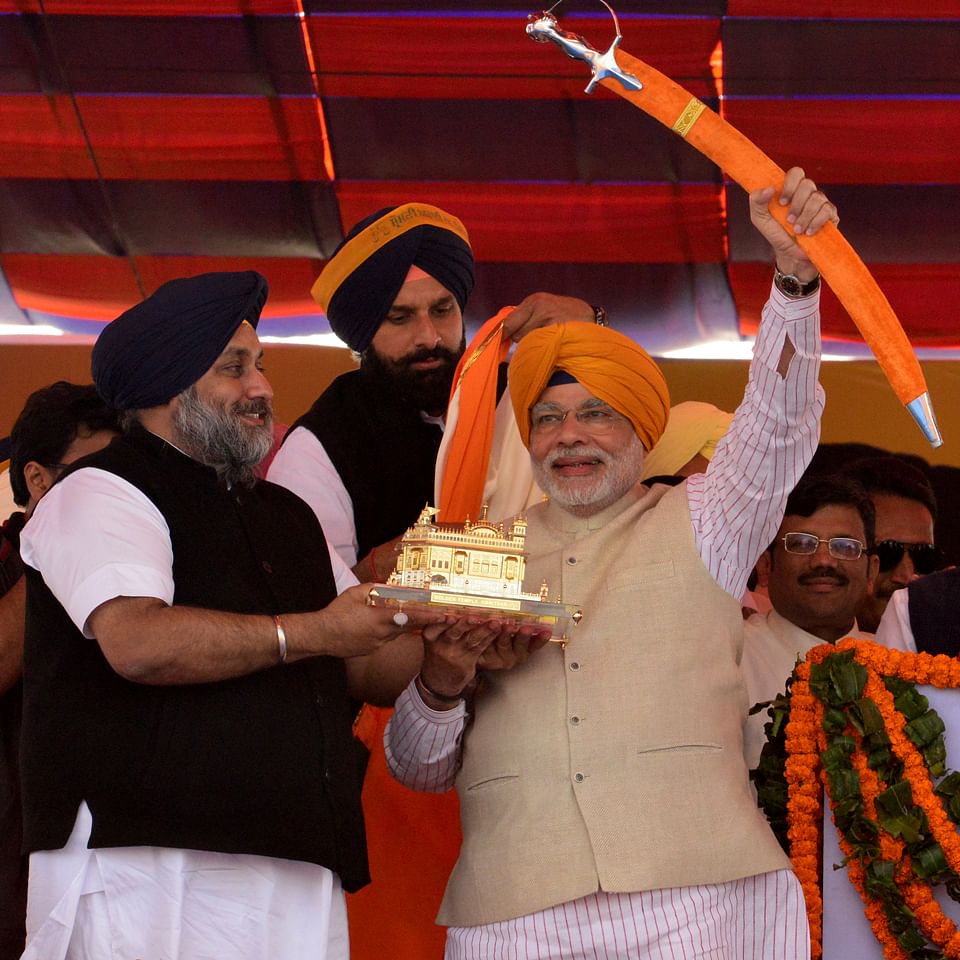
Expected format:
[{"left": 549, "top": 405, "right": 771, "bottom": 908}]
[
  {"left": 866, "top": 552, "right": 880, "bottom": 594},
  {"left": 754, "top": 550, "right": 772, "bottom": 589},
  {"left": 23, "top": 460, "right": 58, "bottom": 504}
]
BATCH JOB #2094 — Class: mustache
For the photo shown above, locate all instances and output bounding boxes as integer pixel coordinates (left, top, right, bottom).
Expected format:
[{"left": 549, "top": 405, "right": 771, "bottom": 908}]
[
  {"left": 400, "top": 345, "right": 459, "bottom": 368},
  {"left": 233, "top": 398, "right": 272, "bottom": 419},
  {"left": 544, "top": 445, "right": 609, "bottom": 468},
  {"left": 798, "top": 566, "right": 848, "bottom": 586}
]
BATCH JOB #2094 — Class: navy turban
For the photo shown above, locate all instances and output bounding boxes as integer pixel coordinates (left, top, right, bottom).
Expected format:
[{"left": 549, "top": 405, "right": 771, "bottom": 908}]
[
  {"left": 92, "top": 271, "right": 268, "bottom": 412},
  {"left": 311, "top": 203, "right": 475, "bottom": 353}
]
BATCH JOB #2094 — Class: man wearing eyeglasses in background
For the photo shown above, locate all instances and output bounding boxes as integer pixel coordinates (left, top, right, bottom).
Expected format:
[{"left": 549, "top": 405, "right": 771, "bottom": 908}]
[
  {"left": 839, "top": 455, "right": 941, "bottom": 633},
  {"left": 741, "top": 474, "right": 879, "bottom": 769}
]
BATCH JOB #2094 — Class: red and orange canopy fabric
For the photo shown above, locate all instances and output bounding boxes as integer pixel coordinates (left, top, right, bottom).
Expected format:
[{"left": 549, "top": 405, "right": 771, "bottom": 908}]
[{"left": 0, "top": 2, "right": 956, "bottom": 355}]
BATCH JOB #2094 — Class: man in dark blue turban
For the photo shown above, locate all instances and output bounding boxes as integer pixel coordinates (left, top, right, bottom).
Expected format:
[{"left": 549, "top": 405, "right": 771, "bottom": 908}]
[{"left": 17, "top": 270, "right": 442, "bottom": 960}]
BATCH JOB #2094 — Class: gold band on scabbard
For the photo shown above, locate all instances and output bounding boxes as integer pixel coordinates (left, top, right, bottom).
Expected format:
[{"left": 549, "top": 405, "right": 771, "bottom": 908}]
[{"left": 671, "top": 98, "right": 706, "bottom": 139}]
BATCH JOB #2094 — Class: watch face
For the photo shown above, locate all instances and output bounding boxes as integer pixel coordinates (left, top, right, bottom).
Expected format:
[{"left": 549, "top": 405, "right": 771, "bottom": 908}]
[{"left": 778, "top": 273, "right": 802, "bottom": 296}]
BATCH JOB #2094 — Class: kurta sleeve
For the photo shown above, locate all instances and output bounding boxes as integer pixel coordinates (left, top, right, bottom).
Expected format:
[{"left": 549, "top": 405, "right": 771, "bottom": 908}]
[
  {"left": 384, "top": 679, "right": 467, "bottom": 793},
  {"left": 689, "top": 281, "right": 825, "bottom": 600}
]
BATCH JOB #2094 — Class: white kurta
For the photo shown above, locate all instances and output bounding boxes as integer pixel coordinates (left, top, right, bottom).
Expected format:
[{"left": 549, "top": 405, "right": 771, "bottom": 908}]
[{"left": 20, "top": 464, "right": 359, "bottom": 960}]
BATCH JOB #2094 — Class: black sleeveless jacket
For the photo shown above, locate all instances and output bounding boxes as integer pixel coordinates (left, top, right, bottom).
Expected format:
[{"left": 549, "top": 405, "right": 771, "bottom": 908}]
[
  {"left": 907, "top": 568, "right": 960, "bottom": 657},
  {"left": 291, "top": 368, "right": 442, "bottom": 560},
  {"left": 21, "top": 425, "right": 370, "bottom": 891}
]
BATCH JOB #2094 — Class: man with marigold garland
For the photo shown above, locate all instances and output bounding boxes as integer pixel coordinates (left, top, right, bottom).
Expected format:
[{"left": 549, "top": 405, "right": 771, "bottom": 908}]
[
  {"left": 384, "top": 168, "right": 836, "bottom": 959},
  {"left": 741, "top": 473, "right": 880, "bottom": 769}
]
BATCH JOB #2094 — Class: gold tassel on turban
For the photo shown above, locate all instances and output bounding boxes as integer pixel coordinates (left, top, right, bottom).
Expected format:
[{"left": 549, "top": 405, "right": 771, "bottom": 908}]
[{"left": 508, "top": 321, "right": 670, "bottom": 450}]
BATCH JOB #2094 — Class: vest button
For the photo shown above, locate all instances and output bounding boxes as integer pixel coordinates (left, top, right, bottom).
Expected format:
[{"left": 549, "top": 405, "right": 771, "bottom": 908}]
[
  {"left": 569, "top": 661, "right": 580, "bottom": 671},
  {"left": 570, "top": 716, "right": 581, "bottom": 725},
  {"left": 566, "top": 556, "right": 577, "bottom": 565},
  {"left": 574, "top": 772, "right": 585, "bottom": 783}
]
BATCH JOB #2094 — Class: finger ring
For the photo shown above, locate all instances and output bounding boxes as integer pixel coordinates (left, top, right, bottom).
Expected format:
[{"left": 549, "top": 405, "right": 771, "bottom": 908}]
[{"left": 393, "top": 611, "right": 409, "bottom": 627}]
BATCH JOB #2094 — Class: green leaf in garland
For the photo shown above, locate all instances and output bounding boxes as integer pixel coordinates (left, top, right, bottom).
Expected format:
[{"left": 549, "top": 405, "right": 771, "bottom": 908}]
[
  {"left": 822, "top": 735, "right": 856, "bottom": 771},
  {"left": 852, "top": 697, "right": 886, "bottom": 737},
  {"left": 935, "top": 772, "right": 960, "bottom": 825},
  {"left": 912, "top": 842, "right": 949, "bottom": 881},
  {"left": 810, "top": 652, "right": 867, "bottom": 706},
  {"left": 904, "top": 711, "right": 946, "bottom": 749},
  {"left": 885, "top": 677, "right": 930, "bottom": 721},
  {"left": 864, "top": 858, "right": 900, "bottom": 899},
  {"left": 876, "top": 781, "right": 925, "bottom": 844},
  {"left": 822, "top": 705, "right": 848, "bottom": 735}
]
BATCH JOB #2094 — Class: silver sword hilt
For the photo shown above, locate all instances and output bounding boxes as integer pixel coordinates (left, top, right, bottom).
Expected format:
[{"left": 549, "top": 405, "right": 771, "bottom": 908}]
[{"left": 526, "top": 4, "right": 642, "bottom": 95}]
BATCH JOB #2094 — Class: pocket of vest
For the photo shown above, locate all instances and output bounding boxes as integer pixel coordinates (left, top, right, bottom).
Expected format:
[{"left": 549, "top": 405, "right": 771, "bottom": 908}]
[
  {"left": 636, "top": 743, "right": 721, "bottom": 756},
  {"left": 465, "top": 773, "right": 520, "bottom": 792},
  {"left": 603, "top": 560, "right": 676, "bottom": 594}
]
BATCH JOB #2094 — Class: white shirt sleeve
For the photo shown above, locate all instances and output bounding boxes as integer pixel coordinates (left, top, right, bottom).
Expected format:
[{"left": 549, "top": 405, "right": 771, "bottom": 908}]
[
  {"left": 384, "top": 678, "right": 467, "bottom": 793},
  {"left": 329, "top": 547, "right": 359, "bottom": 596},
  {"left": 19, "top": 468, "right": 174, "bottom": 638},
  {"left": 874, "top": 588, "right": 917, "bottom": 653},
  {"left": 267, "top": 427, "right": 359, "bottom": 568},
  {"left": 689, "top": 282, "right": 825, "bottom": 599}
]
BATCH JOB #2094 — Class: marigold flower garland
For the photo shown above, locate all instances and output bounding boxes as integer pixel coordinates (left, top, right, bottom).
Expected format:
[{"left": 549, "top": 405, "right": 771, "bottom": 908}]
[{"left": 767, "top": 640, "right": 960, "bottom": 960}]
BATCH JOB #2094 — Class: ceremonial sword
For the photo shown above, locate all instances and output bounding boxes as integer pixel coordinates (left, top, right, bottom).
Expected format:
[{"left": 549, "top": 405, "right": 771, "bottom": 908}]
[{"left": 527, "top": 2, "right": 942, "bottom": 447}]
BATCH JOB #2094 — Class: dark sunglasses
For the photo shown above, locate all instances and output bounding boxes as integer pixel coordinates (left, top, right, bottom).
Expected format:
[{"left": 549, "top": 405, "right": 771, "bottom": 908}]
[{"left": 870, "top": 539, "right": 944, "bottom": 575}]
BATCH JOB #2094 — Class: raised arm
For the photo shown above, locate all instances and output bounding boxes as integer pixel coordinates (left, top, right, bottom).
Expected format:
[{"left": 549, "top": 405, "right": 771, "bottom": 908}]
[{"left": 691, "top": 168, "right": 835, "bottom": 600}]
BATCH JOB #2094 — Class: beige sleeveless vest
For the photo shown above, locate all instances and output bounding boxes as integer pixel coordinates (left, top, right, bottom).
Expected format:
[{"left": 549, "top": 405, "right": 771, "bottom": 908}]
[{"left": 438, "top": 481, "right": 789, "bottom": 926}]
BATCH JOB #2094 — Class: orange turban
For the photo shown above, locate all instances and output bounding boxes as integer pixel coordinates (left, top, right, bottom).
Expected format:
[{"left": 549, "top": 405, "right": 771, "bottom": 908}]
[{"left": 508, "top": 322, "right": 670, "bottom": 450}]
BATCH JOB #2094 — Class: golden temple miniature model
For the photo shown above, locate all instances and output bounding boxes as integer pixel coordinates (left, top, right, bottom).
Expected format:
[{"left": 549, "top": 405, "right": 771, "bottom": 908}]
[{"left": 368, "top": 505, "right": 582, "bottom": 640}]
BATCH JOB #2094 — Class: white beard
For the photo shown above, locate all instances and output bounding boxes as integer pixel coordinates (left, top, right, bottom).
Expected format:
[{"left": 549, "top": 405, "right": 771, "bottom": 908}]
[{"left": 531, "top": 433, "right": 646, "bottom": 517}]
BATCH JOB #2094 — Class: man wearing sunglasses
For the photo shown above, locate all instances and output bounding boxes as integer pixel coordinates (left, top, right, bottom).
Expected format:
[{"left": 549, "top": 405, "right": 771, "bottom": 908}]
[
  {"left": 742, "top": 475, "right": 879, "bottom": 769},
  {"left": 840, "top": 456, "right": 940, "bottom": 632}
]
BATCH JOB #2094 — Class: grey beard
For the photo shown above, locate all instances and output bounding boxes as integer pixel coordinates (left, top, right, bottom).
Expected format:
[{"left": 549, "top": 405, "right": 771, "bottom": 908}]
[
  {"left": 532, "top": 435, "right": 645, "bottom": 517},
  {"left": 172, "top": 385, "right": 273, "bottom": 488}
]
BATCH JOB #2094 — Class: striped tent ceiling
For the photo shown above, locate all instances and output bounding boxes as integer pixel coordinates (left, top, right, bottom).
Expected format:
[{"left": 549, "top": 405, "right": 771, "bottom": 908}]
[{"left": 1, "top": 1, "right": 958, "bottom": 354}]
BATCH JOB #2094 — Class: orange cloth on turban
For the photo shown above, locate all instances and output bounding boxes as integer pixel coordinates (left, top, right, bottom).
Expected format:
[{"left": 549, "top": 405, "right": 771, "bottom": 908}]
[{"left": 508, "top": 321, "right": 670, "bottom": 450}]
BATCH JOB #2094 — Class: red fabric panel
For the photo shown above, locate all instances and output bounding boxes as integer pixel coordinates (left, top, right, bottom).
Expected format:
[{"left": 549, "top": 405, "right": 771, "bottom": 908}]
[
  {"left": 721, "top": 98, "right": 960, "bottom": 185},
  {"left": 336, "top": 182, "right": 726, "bottom": 264},
  {"left": 0, "top": 2, "right": 299, "bottom": 12},
  {"left": 727, "top": 1, "right": 960, "bottom": 16},
  {"left": 2, "top": 255, "right": 322, "bottom": 321},
  {"left": 311, "top": 15, "right": 720, "bottom": 101},
  {"left": 731, "top": 262, "right": 960, "bottom": 347},
  {"left": 0, "top": 95, "right": 331, "bottom": 181}
]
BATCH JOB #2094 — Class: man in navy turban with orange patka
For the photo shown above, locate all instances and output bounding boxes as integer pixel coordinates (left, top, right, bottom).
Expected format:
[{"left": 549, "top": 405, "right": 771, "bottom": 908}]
[
  {"left": 17, "top": 271, "right": 444, "bottom": 960},
  {"left": 267, "top": 203, "right": 601, "bottom": 959}
]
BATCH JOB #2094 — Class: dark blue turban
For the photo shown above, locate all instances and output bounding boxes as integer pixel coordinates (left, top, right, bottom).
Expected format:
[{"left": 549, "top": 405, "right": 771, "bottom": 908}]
[
  {"left": 92, "top": 271, "right": 268, "bottom": 411},
  {"left": 311, "top": 203, "right": 475, "bottom": 353}
]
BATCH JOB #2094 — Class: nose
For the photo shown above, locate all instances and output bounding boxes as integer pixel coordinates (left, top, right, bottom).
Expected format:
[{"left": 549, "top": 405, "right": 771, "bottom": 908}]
[
  {"left": 247, "top": 366, "right": 274, "bottom": 402},
  {"left": 889, "top": 552, "right": 918, "bottom": 586},
  {"left": 411, "top": 312, "right": 442, "bottom": 349},
  {"left": 554, "top": 411, "right": 589, "bottom": 447},
  {"left": 808, "top": 540, "right": 839, "bottom": 567}
]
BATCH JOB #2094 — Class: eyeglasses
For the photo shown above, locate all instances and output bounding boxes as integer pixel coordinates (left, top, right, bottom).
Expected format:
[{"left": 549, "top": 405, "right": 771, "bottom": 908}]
[
  {"left": 529, "top": 403, "right": 625, "bottom": 438},
  {"left": 871, "top": 539, "right": 943, "bottom": 575},
  {"left": 781, "top": 532, "right": 865, "bottom": 561}
]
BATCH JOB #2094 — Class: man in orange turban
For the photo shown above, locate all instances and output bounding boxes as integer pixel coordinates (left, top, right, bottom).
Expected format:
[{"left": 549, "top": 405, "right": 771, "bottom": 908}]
[{"left": 388, "top": 168, "right": 837, "bottom": 959}]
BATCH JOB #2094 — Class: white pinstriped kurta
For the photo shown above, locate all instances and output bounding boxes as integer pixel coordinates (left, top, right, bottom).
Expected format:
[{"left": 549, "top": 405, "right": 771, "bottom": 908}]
[{"left": 387, "top": 284, "right": 822, "bottom": 959}]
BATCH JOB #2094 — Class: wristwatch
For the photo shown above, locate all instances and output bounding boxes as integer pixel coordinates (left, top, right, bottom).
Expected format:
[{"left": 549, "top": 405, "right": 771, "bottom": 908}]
[{"left": 774, "top": 268, "right": 821, "bottom": 298}]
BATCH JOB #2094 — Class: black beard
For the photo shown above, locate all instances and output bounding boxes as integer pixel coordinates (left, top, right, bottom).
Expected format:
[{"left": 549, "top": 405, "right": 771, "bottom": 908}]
[{"left": 360, "top": 335, "right": 466, "bottom": 416}]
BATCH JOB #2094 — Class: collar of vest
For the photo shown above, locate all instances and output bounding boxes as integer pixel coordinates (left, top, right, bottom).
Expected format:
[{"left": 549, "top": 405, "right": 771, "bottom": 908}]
[{"left": 123, "top": 421, "right": 226, "bottom": 489}]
